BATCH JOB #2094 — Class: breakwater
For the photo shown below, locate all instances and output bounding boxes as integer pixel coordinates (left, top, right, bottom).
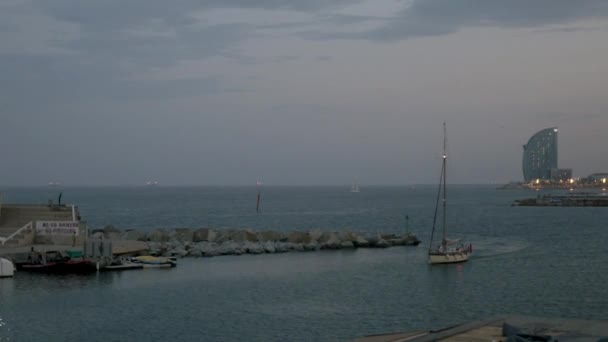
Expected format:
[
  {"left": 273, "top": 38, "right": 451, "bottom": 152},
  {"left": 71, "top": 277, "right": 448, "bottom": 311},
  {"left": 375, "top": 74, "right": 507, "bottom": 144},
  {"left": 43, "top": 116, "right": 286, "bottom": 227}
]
[
  {"left": 91, "top": 226, "right": 421, "bottom": 258},
  {"left": 513, "top": 194, "right": 608, "bottom": 207}
]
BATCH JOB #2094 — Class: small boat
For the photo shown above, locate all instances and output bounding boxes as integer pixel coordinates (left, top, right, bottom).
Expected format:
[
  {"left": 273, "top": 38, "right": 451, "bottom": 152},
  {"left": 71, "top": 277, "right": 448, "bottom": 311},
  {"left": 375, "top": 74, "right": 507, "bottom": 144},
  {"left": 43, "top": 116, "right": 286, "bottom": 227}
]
[
  {"left": 428, "top": 123, "right": 472, "bottom": 265},
  {"left": 17, "top": 250, "right": 96, "bottom": 274},
  {"left": 102, "top": 262, "right": 144, "bottom": 271},
  {"left": 130, "top": 256, "right": 176, "bottom": 268},
  {"left": 0, "top": 257, "right": 15, "bottom": 278}
]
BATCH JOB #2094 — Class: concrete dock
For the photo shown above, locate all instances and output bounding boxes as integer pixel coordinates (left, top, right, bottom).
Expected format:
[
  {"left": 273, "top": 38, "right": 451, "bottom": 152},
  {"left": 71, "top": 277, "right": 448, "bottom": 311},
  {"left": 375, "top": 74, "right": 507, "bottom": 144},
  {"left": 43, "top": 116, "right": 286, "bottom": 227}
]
[
  {"left": 353, "top": 315, "right": 608, "bottom": 341},
  {"left": 0, "top": 240, "right": 149, "bottom": 262},
  {"left": 513, "top": 194, "right": 608, "bottom": 206}
]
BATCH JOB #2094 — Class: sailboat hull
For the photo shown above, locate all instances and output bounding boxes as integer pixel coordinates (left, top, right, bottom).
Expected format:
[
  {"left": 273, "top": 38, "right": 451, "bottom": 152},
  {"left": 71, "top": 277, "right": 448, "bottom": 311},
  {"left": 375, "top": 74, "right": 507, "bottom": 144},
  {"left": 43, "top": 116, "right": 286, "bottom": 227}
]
[{"left": 428, "top": 252, "right": 469, "bottom": 265}]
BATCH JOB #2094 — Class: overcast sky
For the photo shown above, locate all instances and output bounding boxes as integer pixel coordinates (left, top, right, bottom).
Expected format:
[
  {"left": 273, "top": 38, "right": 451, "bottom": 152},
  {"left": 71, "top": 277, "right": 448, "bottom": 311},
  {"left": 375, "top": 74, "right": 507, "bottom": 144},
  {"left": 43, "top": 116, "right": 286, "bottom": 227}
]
[{"left": 1, "top": 0, "right": 608, "bottom": 186}]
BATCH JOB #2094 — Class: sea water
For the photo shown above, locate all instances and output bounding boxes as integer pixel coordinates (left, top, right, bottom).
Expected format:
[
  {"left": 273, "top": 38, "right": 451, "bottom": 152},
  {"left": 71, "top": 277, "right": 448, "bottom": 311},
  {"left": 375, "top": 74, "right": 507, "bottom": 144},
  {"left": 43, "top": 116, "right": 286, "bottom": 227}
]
[{"left": 0, "top": 186, "right": 607, "bottom": 341}]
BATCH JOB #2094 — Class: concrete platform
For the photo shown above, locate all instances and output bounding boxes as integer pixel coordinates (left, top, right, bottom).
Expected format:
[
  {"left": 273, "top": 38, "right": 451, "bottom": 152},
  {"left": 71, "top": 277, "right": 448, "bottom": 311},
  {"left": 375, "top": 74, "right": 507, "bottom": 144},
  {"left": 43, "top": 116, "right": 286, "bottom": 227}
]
[
  {"left": 0, "top": 240, "right": 149, "bottom": 259},
  {"left": 353, "top": 315, "right": 608, "bottom": 342}
]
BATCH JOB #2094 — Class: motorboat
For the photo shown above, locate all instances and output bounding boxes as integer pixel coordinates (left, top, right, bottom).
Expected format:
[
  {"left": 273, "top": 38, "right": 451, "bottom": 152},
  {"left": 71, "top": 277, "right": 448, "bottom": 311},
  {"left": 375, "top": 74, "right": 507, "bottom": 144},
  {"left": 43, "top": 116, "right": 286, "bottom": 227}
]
[
  {"left": 130, "top": 255, "right": 176, "bottom": 268},
  {"left": 0, "top": 257, "right": 15, "bottom": 278}
]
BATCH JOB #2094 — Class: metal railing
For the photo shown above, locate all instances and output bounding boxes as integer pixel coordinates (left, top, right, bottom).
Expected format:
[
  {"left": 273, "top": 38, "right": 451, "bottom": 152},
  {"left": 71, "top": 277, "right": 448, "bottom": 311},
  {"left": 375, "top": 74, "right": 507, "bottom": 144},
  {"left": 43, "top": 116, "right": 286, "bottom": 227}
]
[{"left": 0, "top": 221, "right": 33, "bottom": 246}]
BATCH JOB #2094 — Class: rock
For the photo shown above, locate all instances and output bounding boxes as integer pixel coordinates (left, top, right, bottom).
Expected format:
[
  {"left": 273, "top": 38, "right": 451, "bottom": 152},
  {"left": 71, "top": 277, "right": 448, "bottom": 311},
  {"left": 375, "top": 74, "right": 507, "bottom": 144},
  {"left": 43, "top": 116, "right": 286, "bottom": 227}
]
[
  {"left": 183, "top": 242, "right": 193, "bottom": 250},
  {"left": 292, "top": 243, "right": 305, "bottom": 252},
  {"left": 353, "top": 235, "right": 369, "bottom": 247},
  {"left": 213, "top": 229, "right": 234, "bottom": 243},
  {"left": 274, "top": 243, "right": 290, "bottom": 253},
  {"left": 170, "top": 248, "right": 188, "bottom": 258},
  {"left": 104, "top": 232, "right": 122, "bottom": 240},
  {"left": 122, "top": 230, "right": 147, "bottom": 241},
  {"left": 338, "top": 231, "right": 357, "bottom": 242},
  {"left": 304, "top": 242, "right": 320, "bottom": 251},
  {"left": 197, "top": 242, "right": 220, "bottom": 257},
  {"left": 172, "top": 228, "right": 194, "bottom": 242},
  {"left": 221, "top": 229, "right": 258, "bottom": 243},
  {"left": 404, "top": 234, "right": 421, "bottom": 246},
  {"left": 256, "top": 230, "right": 282, "bottom": 242},
  {"left": 309, "top": 229, "right": 323, "bottom": 242},
  {"left": 90, "top": 232, "right": 104, "bottom": 239},
  {"left": 217, "top": 243, "right": 235, "bottom": 255},
  {"left": 148, "top": 229, "right": 170, "bottom": 242},
  {"left": 189, "top": 249, "right": 202, "bottom": 257},
  {"left": 287, "top": 231, "right": 311, "bottom": 244},
  {"left": 206, "top": 250, "right": 220, "bottom": 257},
  {"left": 385, "top": 234, "right": 420, "bottom": 246},
  {"left": 244, "top": 242, "right": 264, "bottom": 254},
  {"left": 102, "top": 225, "right": 122, "bottom": 240},
  {"left": 193, "top": 228, "right": 217, "bottom": 243},
  {"left": 149, "top": 248, "right": 161, "bottom": 256},
  {"left": 319, "top": 232, "right": 341, "bottom": 249},
  {"left": 372, "top": 238, "right": 390, "bottom": 248},
  {"left": 340, "top": 241, "right": 355, "bottom": 249},
  {"left": 263, "top": 242, "right": 276, "bottom": 253},
  {"left": 381, "top": 234, "right": 398, "bottom": 240}
]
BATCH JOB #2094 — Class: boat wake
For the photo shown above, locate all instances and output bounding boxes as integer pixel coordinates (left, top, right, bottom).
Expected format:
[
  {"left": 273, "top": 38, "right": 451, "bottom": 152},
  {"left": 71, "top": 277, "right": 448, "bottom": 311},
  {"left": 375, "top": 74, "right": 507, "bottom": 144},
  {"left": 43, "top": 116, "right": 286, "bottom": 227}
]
[{"left": 468, "top": 236, "right": 530, "bottom": 260}]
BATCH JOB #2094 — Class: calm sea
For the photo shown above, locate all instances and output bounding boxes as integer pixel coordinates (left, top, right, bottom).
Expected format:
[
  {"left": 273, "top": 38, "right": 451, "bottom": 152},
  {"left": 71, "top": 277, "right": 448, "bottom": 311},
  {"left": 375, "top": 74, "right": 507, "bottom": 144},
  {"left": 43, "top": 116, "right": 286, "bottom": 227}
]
[{"left": 1, "top": 186, "right": 607, "bottom": 341}]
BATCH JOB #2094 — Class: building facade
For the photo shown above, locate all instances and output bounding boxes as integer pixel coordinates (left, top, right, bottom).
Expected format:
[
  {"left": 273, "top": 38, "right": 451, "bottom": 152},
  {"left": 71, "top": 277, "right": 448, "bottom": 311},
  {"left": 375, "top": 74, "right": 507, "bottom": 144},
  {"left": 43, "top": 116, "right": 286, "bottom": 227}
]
[
  {"left": 550, "top": 168, "right": 572, "bottom": 182},
  {"left": 522, "top": 127, "right": 558, "bottom": 183}
]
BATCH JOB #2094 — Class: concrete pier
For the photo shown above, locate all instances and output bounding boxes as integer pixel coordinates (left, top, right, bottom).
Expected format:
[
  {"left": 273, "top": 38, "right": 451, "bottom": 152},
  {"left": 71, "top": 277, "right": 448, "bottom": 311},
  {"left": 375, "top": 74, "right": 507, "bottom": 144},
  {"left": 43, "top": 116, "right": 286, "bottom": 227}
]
[
  {"left": 513, "top": 194, "right": 608, "bottom": 206},
  {"left": 354, "top": 315, "right": 608, "bottom": 341}
]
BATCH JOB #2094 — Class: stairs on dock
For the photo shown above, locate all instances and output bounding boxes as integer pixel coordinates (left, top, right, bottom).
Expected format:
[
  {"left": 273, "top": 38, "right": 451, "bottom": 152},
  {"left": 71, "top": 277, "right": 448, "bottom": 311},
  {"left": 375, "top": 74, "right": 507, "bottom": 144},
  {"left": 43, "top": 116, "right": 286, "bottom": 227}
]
[{"left": 0, "top": 205, "right": 76, "bottom": 247}]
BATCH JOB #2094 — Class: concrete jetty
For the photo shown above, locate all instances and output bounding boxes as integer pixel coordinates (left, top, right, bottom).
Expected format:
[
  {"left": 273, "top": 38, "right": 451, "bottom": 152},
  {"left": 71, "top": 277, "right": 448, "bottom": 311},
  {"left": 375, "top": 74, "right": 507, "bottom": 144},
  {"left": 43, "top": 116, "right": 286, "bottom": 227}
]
[
  {"left": 513, "top": 194, "right": 608, "bottom": 206},
  {"left": 0, "top": 199, "right": 420, "bottom": 262},
  {"left": 0, "top": 226, "right": 420, "bottom": 262},
  {"left": 354, "top": 315, "right": 608, "bottom": 341},
  {"left": 89, "top": 226, "right": 421, "bottom": 258}
]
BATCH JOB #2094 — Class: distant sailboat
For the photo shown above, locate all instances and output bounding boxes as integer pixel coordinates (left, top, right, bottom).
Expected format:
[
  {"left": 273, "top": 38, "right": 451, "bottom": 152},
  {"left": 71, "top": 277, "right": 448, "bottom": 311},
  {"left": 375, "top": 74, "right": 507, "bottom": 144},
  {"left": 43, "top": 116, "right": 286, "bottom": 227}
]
[
  {"left": 351, "top": 178, "right": 360, "bottom": 193},
  {"left": 428, "top": 123, "right": 472, "bottom": 265}
]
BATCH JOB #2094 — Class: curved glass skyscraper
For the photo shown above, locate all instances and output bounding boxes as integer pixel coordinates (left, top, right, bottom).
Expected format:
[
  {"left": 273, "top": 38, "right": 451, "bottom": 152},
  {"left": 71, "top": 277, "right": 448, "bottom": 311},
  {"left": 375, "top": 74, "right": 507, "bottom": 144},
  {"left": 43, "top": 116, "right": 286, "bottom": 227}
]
[{"left": 522, "top": 127, "right": 558, "bottom": 182}]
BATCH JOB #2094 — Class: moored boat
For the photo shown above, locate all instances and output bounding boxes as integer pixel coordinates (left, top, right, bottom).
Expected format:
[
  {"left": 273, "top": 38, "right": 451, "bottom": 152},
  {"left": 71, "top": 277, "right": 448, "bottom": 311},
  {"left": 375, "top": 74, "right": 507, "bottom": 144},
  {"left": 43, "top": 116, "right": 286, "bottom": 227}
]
[
  {"left": 17, "top": 250, "right": 96, "bottom": 274},
  {"left": 0, "top": 257, "right": 15, "bottom": 278},
  {"left": 130, "top": 255, "right": 176, "bottom": 268}
]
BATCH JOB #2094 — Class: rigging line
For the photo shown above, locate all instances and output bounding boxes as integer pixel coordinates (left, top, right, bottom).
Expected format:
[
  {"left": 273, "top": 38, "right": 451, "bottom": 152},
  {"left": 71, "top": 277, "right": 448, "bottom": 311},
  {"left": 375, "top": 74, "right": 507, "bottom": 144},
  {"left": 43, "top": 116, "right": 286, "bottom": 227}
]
[{"left": 428, "top": 160, "right": 445, "bottom": 253}]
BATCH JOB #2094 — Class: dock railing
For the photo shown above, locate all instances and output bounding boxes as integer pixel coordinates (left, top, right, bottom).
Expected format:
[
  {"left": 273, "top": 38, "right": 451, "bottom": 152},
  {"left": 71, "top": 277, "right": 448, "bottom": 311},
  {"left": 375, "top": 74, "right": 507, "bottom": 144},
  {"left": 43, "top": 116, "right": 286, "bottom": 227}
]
[{"left": 0, "top": 221, "right": 33, "bottom": 246}]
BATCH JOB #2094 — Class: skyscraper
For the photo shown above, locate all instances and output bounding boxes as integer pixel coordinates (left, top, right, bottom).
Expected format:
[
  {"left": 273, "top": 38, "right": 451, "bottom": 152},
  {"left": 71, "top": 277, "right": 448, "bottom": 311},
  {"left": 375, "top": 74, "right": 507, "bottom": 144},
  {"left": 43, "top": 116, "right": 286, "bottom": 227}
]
[{"left": 522, "top": 127, "right": 558, "bottom": 183}]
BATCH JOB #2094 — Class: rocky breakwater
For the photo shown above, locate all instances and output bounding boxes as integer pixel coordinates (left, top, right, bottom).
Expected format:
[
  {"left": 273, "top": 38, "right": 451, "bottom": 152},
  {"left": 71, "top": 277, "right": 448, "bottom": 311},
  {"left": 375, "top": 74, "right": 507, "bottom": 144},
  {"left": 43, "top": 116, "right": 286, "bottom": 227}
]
[{"left": 91, "top": 226, "right": 421, "bottom": 258}]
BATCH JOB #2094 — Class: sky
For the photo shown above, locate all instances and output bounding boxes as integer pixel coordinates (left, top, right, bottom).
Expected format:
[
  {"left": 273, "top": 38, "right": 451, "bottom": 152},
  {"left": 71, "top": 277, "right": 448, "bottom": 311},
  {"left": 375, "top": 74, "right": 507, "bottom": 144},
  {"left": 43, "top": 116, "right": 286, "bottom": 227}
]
[{"left": 1, "top": 0, "right": 608, "bottom": 186}]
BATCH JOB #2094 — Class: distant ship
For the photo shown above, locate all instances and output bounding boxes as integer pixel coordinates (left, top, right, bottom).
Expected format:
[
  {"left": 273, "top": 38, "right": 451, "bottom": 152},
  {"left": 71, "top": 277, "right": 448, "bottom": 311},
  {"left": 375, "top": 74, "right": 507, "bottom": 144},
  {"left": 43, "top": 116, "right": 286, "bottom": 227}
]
[
  {"left": 351, "top": 178, "right": 360, "bottom": 193},
  {"left": 48, "top": 181, "right": 62, "bottom": 188},
  {"left": 145, "top": 181, "right": 159, "bottom": 187}
]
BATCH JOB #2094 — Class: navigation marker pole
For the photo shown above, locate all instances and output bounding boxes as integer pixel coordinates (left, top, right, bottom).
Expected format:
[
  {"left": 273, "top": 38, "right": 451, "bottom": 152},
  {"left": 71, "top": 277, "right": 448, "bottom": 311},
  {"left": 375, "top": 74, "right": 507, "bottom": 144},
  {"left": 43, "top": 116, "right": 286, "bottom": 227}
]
[{"left": 256, "top": 180, "right": 262, "bottom": 213}]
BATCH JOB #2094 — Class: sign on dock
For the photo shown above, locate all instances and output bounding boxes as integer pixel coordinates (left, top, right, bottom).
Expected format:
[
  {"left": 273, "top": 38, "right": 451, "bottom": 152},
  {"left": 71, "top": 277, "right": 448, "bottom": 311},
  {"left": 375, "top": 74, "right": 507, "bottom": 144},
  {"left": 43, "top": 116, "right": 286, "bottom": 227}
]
[{"left": 35, "top": 221, "right": 79, "bottom": 235}]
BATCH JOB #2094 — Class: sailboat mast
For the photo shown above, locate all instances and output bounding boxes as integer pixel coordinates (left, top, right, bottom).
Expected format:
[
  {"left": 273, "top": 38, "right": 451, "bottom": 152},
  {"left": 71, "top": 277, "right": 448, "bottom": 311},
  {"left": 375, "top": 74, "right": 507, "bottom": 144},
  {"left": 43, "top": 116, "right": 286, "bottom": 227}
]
[{"left": 442, "top": 122, "right": 447, "bottom": 243}]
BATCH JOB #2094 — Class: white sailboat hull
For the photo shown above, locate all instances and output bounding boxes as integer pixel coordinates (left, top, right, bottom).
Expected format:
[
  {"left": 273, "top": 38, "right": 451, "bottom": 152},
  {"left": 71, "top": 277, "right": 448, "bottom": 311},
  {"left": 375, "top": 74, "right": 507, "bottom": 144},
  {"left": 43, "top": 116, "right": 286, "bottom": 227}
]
[{"left": 428, "top": 252, "right": 469, "bottom": 265}]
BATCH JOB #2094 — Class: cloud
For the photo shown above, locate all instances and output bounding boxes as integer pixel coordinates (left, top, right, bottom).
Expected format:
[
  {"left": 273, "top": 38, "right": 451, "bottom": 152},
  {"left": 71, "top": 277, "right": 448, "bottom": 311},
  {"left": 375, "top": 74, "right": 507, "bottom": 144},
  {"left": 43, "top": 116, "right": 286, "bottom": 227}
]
[
  {"left": 33, "top": 0, "right": 360, "bottom": 32},
  {"left": 308, "top": 0, "right": 608, "bottom": 41},
  {"left": 0, "top": 0, "right": 367, "bottom": 107}
]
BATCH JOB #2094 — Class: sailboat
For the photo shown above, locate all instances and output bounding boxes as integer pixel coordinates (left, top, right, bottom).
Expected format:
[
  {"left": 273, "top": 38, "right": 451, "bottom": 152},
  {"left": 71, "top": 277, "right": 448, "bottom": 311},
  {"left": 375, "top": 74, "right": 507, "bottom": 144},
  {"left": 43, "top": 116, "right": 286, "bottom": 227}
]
[
  {"left": 351, "top": 178, "right": 360, "bottom": 193},
  {"left": 428, "top": 123, "right": 472, "bottom": 265}
]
